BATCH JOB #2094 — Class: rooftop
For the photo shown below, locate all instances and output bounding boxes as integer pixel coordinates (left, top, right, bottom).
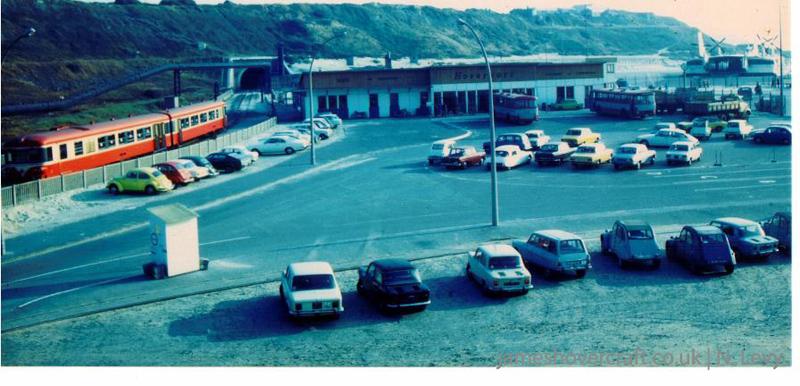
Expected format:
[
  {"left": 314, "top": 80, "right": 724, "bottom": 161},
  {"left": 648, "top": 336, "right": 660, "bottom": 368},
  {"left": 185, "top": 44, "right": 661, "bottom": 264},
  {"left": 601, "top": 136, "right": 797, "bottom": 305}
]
[
  {"left": 372, "top": 259, "right": 415, "bottom": 271},
  {"left": 288, "top": 261, "right": 335, "bottom": 276},
  {"left": 536, "top": 229, "right": 582, "bottom": 240}
]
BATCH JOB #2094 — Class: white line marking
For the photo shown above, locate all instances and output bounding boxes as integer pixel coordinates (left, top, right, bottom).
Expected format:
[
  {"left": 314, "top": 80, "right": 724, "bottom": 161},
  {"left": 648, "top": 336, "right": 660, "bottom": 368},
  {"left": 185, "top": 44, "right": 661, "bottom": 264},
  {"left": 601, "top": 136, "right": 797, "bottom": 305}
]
[
  {"left": 198, "top": 236, "right": 252, "bottom": 246},
  {"left": 700, "top": 175, "right": 718, "bottom": 180},
  {"left": 694, "top": 183, "right": 792, "bottom": 192},
  {"left": 759, "top": 180, "right": 777, "bottom": 184},
  {"left": 17, "top": 277, "right": 125, "bottom": 309}
]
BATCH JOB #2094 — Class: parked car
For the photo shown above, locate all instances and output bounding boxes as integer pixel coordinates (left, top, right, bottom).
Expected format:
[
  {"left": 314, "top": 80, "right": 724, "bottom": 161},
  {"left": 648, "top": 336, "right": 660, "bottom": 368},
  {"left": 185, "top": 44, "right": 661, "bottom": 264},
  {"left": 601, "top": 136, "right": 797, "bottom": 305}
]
[
  {"left": 205, "top": 152, "right": 245, "bottom": 173},
  {"left": 665, "top": 141, "right": 702, "bottom": 166},
  {"left": 220, "top": 145, "right": 257, "bottom": 165},
  {"left": 441, "top": 146, "right": 486, "bottom": 169},
  {"left": 666, "top": 225, "right": 736, "bottom": 275},
  {"left": 173, "top": 159, "right": 210, "bottom": 180},
  {"left": 612, "top": 143, "right": 656, "bottom": 170},
  {"left": 272, "top": 129, "right": 312, "bottom": 146},
  {"left": 483, "top": 133, "right": 534, "bottom": 153},
  {"left": 279, "top": 261, "right": 344, "bottom": 319},
  {"left": 570, "top": 142, "right": 613, "bottom": 168},
  {"left": 689, "top": 119, "right": 712, "bottom": 140},
  {"left": 638, "top": 128, "right": 698, "bottom": 148},
  {"left": 524, "top": 129, "right": 550, "bottom": 150},
  {"left": 751, "top": 125, "right": 792, "bottom": 145},
  {"left": 550, "top": 98, "right": 583, "bottom": 111},
  {"left": 466, "top": 244, "right": 532, "bottom": 295},
  {"left": 179, "top": 155, "right": 219, "bottom": 178},
  {"left": 250, "top": 136, "right": 308, "bottom": 155},
  {"left": 512, "top": 230, "right": 591, "bottom": 278},
  {"left": 316, "top": 113, "right": 343, "bottom": 128},
  {"left": 692, "top": 116, "right": 727, "bottom": 132},
  {"left": 107, "top": 167, "right": 174, "bottom": 195},
  {"left": 654, "top": 122, "right": 676, "bottom": 131},
  {"left": 561, "top": 128, "right": 600, "bottom": 147},
  {"left": 676, "top": 121, "right": 693, "bottom": 132},
  {"left": 534, "top": 142, "right": 575, "bottom": 166},
  {"left": 297, "top": 126, "right": 333, "bottom": 141},
  {"left": 304, "top": 117, "right": 333, "bottom": 130},
  {"left": 153, "top": 161, "right": 196, "bottom": 186},
  {"left": 357, "top": 259, "right": 431, "bottom": 312},
  {"left": 490, "top": 145, "right": 532, "bottom": 170},
  {"left": 600, "top": 221, "right": 662, "bottom": 269},
  {"left": 760, "top": 212, "right": 791, "bottom": 252},
  {"left": 428, "top": 139, "right": 456, "bottom": 165},
  {"left": 724, "top": 119, "right": 753, "bottom": 140},
  {"left": 709, "top": 217, "right": 779, "bottom": 259}
]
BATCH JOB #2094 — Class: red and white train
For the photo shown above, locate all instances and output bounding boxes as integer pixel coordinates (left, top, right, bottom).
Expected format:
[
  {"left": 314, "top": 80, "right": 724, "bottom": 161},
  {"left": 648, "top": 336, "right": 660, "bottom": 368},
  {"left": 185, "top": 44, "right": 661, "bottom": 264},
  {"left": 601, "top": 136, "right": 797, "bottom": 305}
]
[{"left": 2, "top": 100, "right": 226, "bottom": 183}]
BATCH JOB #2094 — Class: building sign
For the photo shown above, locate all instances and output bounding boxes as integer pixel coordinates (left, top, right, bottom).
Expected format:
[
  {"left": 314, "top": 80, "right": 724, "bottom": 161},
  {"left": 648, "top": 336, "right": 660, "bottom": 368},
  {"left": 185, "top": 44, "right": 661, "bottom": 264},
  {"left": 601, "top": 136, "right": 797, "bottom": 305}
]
[
  {"left": 300, "top": 69, "right": 429, "bottom": 89},
  {"left": 431, "top": 63, "right": 603, "bottom": 85}
]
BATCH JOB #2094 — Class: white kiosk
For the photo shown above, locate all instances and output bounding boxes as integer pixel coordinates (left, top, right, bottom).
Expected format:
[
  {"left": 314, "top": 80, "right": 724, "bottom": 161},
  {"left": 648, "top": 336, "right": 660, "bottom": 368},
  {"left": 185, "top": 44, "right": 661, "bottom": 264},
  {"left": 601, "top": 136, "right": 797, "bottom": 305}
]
[{"left": 143, "top": 204, "right": 207, "bottom": 279}]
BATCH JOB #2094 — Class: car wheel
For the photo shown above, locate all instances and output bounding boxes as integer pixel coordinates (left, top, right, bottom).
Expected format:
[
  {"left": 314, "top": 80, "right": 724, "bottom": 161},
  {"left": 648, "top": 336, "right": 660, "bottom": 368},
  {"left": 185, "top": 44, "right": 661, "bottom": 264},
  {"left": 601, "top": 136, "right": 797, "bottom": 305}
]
[
  {"left": 145, "top": 185, "right": 156, "bottom": 195},
  {"left": 253, "top": 149, "right": 263, "bottom": 157},
  {"left": 754, "top": 137, "right": 762, "bottom": 144},
  {"left": 285, "top": 147, "right": 295, "bottom": 155},
  {"left": 651, "top": 259, "right": 662, "bottom": 270},
  {"left": 724, "top": 263, "right": 735, "bottom": 275},
  {"left": 108, "top": 184, "right": 120, "bottom": 195},
  {"left": 613, "top": 163, "right": 619, "bottom": 170},
  {"left": 356, "top": 280, "right": 365, "bottom": 296},
  {"left": 575, "top": 269, "right": 587, "bottom": 278},
  {"left": 428, "top": 159, "right": 434, "bottom": 166},
  {"left": 618, "top": 258, "right": 627, "bottom": 269}
]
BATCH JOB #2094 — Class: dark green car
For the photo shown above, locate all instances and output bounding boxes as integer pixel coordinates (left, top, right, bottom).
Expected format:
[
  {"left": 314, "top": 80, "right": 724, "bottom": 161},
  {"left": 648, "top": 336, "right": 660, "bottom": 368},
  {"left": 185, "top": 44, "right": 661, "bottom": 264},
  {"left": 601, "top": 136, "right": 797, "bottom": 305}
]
[{"left": 551, "top": 98, "right": 583, "bottom": 111}]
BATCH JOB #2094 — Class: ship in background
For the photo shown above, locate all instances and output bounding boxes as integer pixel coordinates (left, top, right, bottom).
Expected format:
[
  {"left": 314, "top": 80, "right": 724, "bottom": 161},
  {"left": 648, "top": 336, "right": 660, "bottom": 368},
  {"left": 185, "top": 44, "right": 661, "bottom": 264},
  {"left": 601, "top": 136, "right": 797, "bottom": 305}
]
[{"left": 683, "top": 31, "right": 787, "bottom": 86}]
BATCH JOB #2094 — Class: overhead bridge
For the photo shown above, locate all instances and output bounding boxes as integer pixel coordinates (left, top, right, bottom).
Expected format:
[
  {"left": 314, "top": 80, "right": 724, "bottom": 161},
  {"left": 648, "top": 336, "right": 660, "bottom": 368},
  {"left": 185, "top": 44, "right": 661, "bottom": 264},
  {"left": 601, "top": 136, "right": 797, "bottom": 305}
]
[{"left": 1, "top": 61, "right": 283, "bottom": 116}]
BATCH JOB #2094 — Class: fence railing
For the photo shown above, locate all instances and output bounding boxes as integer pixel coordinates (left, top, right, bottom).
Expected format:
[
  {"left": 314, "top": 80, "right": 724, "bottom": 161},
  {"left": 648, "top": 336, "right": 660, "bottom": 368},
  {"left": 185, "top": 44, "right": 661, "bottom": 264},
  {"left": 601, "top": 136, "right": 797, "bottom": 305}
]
[{"left": 1, "top": 117, "right": 277, "bottom": 207}]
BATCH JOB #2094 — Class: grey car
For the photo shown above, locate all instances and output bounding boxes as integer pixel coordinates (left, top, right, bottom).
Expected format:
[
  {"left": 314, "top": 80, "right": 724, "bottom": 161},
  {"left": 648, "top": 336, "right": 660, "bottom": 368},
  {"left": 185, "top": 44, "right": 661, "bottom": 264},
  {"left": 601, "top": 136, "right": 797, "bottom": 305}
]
[
  {"left": 709, "top": 217, "right": 779, "bottom": 259},
  {"left": 600, "top": 220, "right": 663, "bottom": 269}
]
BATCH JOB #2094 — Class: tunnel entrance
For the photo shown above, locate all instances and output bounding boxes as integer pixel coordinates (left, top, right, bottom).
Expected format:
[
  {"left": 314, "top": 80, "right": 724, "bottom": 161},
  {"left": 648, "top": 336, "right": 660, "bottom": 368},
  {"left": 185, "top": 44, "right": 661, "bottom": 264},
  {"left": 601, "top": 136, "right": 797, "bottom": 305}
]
[{"left": 239, "top": 68, "right": 267, "bottom": 91}]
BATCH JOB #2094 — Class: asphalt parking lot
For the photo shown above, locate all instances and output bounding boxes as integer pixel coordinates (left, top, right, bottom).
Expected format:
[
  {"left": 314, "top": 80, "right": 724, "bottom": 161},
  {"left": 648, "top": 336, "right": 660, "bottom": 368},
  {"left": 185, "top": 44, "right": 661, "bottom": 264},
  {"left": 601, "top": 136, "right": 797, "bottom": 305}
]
[{"left": 1, "top": 110, "right": 792, "bottom": 365}]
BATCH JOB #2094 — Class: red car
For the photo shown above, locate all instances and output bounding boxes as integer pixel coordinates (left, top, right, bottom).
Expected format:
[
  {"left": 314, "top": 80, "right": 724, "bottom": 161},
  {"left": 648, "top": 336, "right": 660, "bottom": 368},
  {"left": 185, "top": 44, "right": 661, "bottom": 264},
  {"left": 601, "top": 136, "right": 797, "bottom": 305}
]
[
  {"left": 153, "top": 161, "right": 195, "bottom": 186},
  {"left": 441, "top": 146, "right": 486, "bottom": 169}
]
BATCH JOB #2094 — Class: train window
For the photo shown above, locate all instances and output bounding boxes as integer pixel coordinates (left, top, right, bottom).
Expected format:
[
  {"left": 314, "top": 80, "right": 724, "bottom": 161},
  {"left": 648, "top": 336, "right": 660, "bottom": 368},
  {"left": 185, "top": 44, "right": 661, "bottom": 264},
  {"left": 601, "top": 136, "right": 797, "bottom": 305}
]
[
  {"left": 200, "top": 113, "right": 208, "bottom": 123},
  {"left": 191, "top": 115, "right": 199, "bottom": 126},
  {"left": 136, "top": 127, "right": 152, "bottom": 140},
  {"left": 45, "top": 147, "right": 53, "bottom": 162},
  {"left": 98, "top": 134, "right": 116, "bottom": 149},
  {"left": 59, "top": 144, "right": 68, "bottom": 160},
  {"left": 180, "top": 118, "right": 190, "bottom": 129},
  {"left": 118, "top": 131, "right": 134, "bottom": 144},
  {"left": 208, "top": 110, "right": 216, "bottom": 120},
  {"left": 74, "top": 141, "right": 84, "bottom": 156}
]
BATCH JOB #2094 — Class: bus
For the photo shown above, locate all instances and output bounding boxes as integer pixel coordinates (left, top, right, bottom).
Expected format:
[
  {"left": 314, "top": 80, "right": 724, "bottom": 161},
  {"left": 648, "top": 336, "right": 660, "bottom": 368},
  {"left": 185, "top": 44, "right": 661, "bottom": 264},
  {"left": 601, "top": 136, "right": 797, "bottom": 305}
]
[
  {"left": 493, "top": 92, "right": 539, "bottom": 124},
  {"left": 588, "top": 88, "right": 656, "bottom": 119}
]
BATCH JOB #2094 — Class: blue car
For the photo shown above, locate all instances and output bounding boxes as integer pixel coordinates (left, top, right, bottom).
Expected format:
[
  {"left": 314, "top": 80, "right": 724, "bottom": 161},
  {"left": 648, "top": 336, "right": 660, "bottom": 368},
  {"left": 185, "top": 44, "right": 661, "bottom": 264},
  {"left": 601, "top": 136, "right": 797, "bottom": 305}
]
[
  {"left": 752, "top": 125, "right": 791, "bottom": 145},
  {"left": 666, "top": 225, "right": 736, "bottom": 275}
]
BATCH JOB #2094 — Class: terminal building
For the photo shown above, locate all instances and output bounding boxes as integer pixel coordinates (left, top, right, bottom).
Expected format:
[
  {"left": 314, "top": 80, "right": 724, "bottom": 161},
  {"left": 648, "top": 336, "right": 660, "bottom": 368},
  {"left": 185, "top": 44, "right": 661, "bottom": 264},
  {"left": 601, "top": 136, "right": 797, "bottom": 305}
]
[{"left": 291, "top": 56, "right": 618, "bottom": 119}]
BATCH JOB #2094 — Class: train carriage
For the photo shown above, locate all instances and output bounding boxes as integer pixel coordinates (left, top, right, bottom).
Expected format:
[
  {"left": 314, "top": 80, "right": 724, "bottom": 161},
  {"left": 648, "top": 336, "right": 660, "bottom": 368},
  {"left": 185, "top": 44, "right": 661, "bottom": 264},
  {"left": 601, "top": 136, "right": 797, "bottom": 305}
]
[{"left": 2, "top": 101, "right": 226, "bottom": 183}]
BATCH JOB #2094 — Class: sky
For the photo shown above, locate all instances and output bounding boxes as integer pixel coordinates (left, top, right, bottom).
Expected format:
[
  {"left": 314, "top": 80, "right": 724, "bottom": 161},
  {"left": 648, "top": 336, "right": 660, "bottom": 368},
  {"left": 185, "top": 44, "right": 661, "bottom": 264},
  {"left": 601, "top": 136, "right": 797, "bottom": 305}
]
[{"left": 94, "top": 0, "right": 791, "bottom": 46}]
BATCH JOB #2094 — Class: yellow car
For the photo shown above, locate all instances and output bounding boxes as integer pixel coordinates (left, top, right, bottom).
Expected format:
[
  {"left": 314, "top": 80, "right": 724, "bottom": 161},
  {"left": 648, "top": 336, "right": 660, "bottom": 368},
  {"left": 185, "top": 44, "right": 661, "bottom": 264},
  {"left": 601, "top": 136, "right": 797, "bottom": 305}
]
[
  {"left": 561, "top": 127, "right": 601, "bottom": 147},
  {"left": 570, "top": 143, "right": 614, "bottom": 167},
  {"left": 107, "top": 167, "right": 174, "bottom": 195}
]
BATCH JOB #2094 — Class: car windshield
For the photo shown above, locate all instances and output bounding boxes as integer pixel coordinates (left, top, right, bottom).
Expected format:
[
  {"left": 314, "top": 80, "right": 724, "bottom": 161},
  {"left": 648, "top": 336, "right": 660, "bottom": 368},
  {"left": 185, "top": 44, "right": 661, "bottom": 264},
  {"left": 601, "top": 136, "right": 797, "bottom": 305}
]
[
  {"left": 383, "top": 269, "right": 422, "bottom": 285},
  {"left": 527, "top": 132, "right": 540, "bottom": 138},
  {"left": 541, "top": 144, "right": 559, "bottom": 152},
  {"left": 560, "top": 239, "right": 585, "bottom": 253},
  {"left": 291, "top": 274, "right": 335, "bottom": 291},
  {"left": 496, "top": 150, "right": 509, "bottom": 157},
  {"left": 627, "top": 227, "right": 653, "bottom": 239},
  {"left": 151, "top": 170, "right": 163, "bottom": 177},
  {"left": 449, "top": 148, "right": 465, "bottom": 156},
  {"left": 619, "top": 147, "right": 637, "bottom": 154},
  {"left": 740, "top": 224, "right": 765, "bottom": 237},
  {"left": 576, "top": 147, "right": 595, "bottom": 153},
  {"left": 567, "top": 129, "right": 582, "bottom": 136},
  {"left": 700, "top": 233, "right": 726, "bottom": 244},
  {"left": 488, "top": 256, "right": 521, "bottom": 269},
  {"left": 671, "top": 145, "right": 689, "bottom": 151}
]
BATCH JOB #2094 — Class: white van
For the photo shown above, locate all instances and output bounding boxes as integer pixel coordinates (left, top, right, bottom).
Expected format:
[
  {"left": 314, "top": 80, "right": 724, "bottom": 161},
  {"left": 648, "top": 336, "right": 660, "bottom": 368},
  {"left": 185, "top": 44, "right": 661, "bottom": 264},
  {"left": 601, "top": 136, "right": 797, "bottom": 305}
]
[{"left": 428, "top": 139, "right": 456, "bottom": 165}]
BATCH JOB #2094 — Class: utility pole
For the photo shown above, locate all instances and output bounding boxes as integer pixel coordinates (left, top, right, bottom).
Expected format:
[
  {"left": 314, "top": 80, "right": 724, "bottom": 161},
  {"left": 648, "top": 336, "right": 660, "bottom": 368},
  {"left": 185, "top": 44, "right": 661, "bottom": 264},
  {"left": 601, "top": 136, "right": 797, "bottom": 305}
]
[{"left": 778, "top": 3, "right": 784, "bottom": 116}]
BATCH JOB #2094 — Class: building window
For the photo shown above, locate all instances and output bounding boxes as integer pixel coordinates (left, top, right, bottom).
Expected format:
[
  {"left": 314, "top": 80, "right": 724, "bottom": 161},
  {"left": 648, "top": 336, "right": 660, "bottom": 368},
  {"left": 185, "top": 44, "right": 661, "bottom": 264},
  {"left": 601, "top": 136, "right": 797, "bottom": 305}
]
[
  {"left": 566, "top": 86, "right": 575, "bottom": 99},
  {"left": 137, "top": 127, "right": 152, "bottom": 140},
  {"left": 191, "top": 115, "right": 199, "bottom": 126},
  {"left": 74, "top": 141, "right": 84, "bottom": 156},
  {"left": 317, "top": 95, "right": 328, "bottom": 112},
  {"left": 606, "top": 63, "right": 615, "bottom": 74},
  {"left": 59, "top": 144, "right": 68, "bottom": 160}
]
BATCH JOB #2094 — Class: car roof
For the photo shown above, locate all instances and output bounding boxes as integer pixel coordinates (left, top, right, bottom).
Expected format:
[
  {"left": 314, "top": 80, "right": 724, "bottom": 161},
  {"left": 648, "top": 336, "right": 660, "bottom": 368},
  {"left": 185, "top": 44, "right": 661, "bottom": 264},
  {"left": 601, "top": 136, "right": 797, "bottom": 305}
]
[
  {"left": 712, "top": 217, "right": 757, "bottom": 227},
  {"left": 578, "top": 143, "right": 599, "bottom": 148},
  {"left": 618, "top": 143, "right": 642, "bottom": 148},
  {"left": 371, "top": 259, "right": 415, "bottom": 271},
  {"left": 535, "top": 229, "right": 581, "bottom": 240},
  {"left": 288, "top": 261, "right": 334, "bottom": 276},
  {"left": 567, "top": 127, "right": 590, "bottom": 131},
  {"left": 618, "top": 220, "right": 651, "bottom": 228},
  {"left": 525, "top": 129, "right": 544, "bottom": 134},
  {"left": 495, "top": 144, "right": 521, "bottom": 151},
  {"left": 690, "top": 225, "right": 724, "bottom": 235},
  {"left": 131, "top": 167, "right": 158, "bottom": 174},
  {"left": 659, "top": 128, "right": 683, "bottom": 133},
  {"left": 478, "top": 244, "right": 520, "bottom": 257},
  {"left": 671, "top": 141, "right": 693, "bottom": 146},
  {"left": 154, "top": 161, "right": 180, "bottom": 167}
]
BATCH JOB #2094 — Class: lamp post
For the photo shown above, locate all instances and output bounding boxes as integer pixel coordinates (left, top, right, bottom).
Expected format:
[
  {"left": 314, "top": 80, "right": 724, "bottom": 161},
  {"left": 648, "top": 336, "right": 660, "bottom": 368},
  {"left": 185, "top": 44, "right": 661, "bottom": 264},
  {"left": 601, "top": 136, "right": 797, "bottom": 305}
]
[
  {"left": 1, "top": 27, "right": 35, "bottom": 65},
  {"left": 308, "top": 32, "right": 346, "bottom": 165},
  {"left": 458, "top": 18, "right": 499, "bottom": 226}
]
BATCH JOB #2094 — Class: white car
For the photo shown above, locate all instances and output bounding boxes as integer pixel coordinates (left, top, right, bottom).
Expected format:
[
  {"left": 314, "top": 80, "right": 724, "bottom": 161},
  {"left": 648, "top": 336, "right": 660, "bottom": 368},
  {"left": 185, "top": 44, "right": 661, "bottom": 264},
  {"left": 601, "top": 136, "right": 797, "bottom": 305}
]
[
  {"left": 654, "top": 122, "right": 676, "bottom": 131},
  {"left": 220, "top": 145, "right": 258, "bottom": 165},
  {"left": 491, "top": 145, "right": 532, "bottom": 170},
  {"left": 466, "top": 244, "right": 532, "bottom": 295},
  {"left": 304, "top": 117, "right": 333, "bottom": 130},
  {"left": 294, "top": 124, "right": 333, "bottom": 141},
  {"left": 272, "top": 129, "right": 311, "bottom": 146},
  {"left": 524, "top": 129, "right": 550, "bottom": 149},
  {"left": 666, "top": 141, "right": 703, "bottom": 166},
  {"left": 317, "top": 113, "right": 343, "bottom": 128},
  {"left": 637, "top": 128, "right": 698, "bottom": 148},
  {"left": 174, "top": 159, "right": 211, "bottom": 179},
  {"left": 249, "top": 136, "right": 308, "bottom": 155},
  {"left": 428, "top": 139, "right": 456, "bottom": 165},
  {"left": 612, "top": 143, "right": 656, "bottom": 170},
  {"left": 689, "top": 120, "right": 712, "bottom": 141},
  {"left": 724, "top": 119, "right": 753, "bottom": 140},
  {"left": 279, "top": 262, "right": 344, "bottom": 319}
]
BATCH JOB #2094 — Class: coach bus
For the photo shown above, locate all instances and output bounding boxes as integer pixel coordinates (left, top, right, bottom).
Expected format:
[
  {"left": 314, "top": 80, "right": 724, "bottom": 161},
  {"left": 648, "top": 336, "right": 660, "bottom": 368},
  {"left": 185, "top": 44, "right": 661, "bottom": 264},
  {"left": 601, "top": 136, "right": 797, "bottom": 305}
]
[
  {"left": 493, "top": 92, "right": 540, "bottom": 124},
  {"left": 588, "top": 88, "right": 656, "bottom": 119},
  {"left": 2, "top": 100, "right": 226, "bottom": 184}
]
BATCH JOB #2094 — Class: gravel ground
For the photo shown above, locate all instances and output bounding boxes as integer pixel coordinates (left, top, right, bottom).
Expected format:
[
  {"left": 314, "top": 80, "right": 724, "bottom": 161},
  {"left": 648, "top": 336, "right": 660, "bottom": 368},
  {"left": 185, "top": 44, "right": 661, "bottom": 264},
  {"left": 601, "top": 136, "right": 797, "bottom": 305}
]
[{"left": 2, "top": 246, "right": 790, "bottom": 366}]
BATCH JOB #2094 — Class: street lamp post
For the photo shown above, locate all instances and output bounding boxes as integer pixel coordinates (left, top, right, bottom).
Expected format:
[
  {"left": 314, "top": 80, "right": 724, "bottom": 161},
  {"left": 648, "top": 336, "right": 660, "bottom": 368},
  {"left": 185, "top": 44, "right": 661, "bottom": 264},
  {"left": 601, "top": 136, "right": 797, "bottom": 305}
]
[
  {"left": 308, "top": 32, "right": 346, "bottom": 165},
  {"left": 1, "top": 27, "right": 36, "bottom": 65},
  {"left": 458, "top": 18, "right": 499, "bottom": 226}
]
